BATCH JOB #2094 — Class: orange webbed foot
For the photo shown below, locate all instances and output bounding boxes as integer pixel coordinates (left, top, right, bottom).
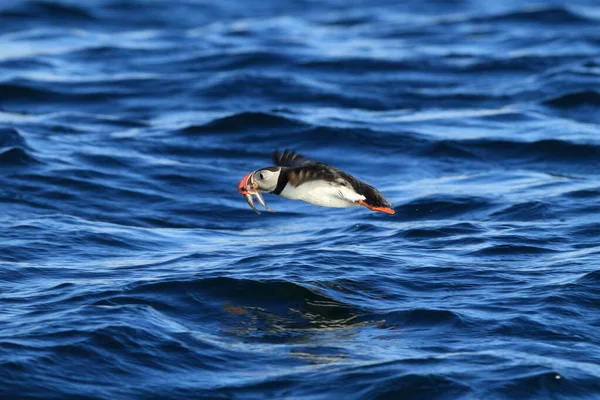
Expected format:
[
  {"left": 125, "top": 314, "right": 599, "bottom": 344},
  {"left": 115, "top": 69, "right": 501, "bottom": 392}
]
[{"left": 358, "top": 200, "right": 395, "bottom": 215}]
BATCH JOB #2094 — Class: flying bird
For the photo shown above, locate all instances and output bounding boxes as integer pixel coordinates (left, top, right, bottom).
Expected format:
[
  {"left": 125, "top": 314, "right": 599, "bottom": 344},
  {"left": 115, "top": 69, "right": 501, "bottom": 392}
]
[{"left": 238, "top": 150, "right": 395, "bottom": 215}]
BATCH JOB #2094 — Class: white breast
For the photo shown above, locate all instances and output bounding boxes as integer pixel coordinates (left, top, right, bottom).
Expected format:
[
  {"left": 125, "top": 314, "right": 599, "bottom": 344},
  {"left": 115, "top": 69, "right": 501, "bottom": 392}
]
[{"left": 279, "top": 180, "right": 364, "bottom": 208}]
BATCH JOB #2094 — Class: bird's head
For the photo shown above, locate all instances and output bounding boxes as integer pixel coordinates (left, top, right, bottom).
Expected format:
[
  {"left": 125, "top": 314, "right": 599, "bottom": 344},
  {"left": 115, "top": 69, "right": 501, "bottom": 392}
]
[{"left": 237, "top": 167, "right": 281, "bottom": 194}]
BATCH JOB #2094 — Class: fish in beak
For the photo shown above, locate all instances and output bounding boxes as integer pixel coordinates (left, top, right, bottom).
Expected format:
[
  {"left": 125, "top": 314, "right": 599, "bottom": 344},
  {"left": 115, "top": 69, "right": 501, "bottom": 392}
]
[
  {"left": 237, "top": 172, "right": 257, "bottom": 195},
  {"left": 254, "top": 191, "right": 275, "bottom": 212},
  {"left": 243, "top": 192, "right": 262, "bottom": 214},
  {"left": 238, "top": 172, "right": 274, "bottom": 214}
]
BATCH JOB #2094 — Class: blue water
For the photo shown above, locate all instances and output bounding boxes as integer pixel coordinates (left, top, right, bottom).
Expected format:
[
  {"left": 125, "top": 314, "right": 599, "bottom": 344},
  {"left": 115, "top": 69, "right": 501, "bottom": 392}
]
[{"left": 1, "top": 0, "right": 600, "bottom": 399}]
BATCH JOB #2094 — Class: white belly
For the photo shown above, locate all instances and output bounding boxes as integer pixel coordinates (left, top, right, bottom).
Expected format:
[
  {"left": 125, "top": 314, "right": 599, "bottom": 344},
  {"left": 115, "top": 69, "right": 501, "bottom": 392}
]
[{"left": 279, "top": 181, "right": 364, "bottom": 208}]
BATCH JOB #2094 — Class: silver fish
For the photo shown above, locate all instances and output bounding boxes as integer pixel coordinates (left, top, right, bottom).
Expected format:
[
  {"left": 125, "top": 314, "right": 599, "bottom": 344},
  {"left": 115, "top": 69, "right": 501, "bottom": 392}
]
[
  {"left": 243, "top": 193, "right": 261, "bottom": 214},
  {"left": 255, "top": 191, "right": 275, "bottom": 212}
]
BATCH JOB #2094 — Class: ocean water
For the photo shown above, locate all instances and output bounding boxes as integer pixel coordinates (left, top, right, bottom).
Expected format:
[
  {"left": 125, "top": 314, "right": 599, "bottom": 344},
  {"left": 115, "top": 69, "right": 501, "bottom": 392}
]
[{"left": 1, "top": 0, "right": 600, "bottom": 399}]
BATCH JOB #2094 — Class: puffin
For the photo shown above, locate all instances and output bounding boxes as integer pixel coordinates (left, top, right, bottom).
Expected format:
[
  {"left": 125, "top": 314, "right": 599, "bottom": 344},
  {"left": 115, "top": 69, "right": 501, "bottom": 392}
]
[{"left": 237, "top": 150, "right": 395, "bottom": 215}]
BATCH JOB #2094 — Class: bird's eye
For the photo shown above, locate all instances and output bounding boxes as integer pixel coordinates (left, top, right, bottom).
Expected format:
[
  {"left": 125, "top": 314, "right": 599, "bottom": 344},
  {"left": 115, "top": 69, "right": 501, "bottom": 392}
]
[{"left": 259, "top": 172, "right": 265, "bottom": 180}]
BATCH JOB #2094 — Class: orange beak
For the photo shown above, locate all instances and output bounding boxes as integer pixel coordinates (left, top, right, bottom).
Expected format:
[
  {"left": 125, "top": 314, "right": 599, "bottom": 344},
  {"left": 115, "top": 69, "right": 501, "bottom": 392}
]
[{"left": 238, "top": 172, "right": 258, "bottom": 194}]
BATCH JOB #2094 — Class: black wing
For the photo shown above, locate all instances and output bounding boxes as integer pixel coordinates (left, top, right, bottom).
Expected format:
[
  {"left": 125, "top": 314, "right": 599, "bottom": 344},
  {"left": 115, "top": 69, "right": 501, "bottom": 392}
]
[
  {"left": 273, "top": 150, "right": 341, "bottom": 186},
  {"left": 272, "top": 149, "right": 311, "bottom": 168},
  {"left": 274, "top": 149, "right": 392, "bottom": 208},
  {"left": 286, "top": 163, "right": 343, "bottom": 187}
]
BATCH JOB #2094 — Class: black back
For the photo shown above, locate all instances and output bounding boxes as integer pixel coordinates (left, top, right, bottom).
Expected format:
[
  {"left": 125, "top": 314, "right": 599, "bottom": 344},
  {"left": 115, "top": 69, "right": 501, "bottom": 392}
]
[{"left": 272, "top": 150, "right": 392, "bottom": 208}]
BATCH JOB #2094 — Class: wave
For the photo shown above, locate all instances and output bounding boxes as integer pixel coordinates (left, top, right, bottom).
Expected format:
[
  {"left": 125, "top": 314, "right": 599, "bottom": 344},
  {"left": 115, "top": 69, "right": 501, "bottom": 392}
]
[
  {"left": 47, "top": 113, "right": 149, "bottom": 129},
  {"left": 568, "top": 223, "right": 600, "bottom": 240},
  {"left": 73, "top": 153, "right": 134, "bottom": 169},
  {"left": 321, "top": 371, "right": 473, "bottom": 400},
  {"left": 399, "top": 223, "right": 485, "bottom": 238},
  {"left": 426, "top": 138, "right": 600, "bottom": 166},
  {"left": 543, "top": 269, "right": 600, "bottom": 317},
  {"left": 377, "top": 308, "right": 465, "bottom": 328},
  {"left": 181, "top": 112, "right": 306, "bottom": 134},
  {"left": 0, "top": 127, "right": 26, "bottom": 147},
  {"left": 0, "top": 81, "right": 106, "bottom": 104},
  {"left": 542, "top": 90, "right": 600, "bottom": 108},
  {"left": 0, "top": 128, "right": 38, "bottom": 166},
  {"left": 179, "top": 51, "right": 293, "bottom": 72},
  {"left": 476, "top": 6, "right": 597, "bottom": 25},
  {"left": 471, "top": 244, "right": 557, "bottom": 256},
  {"left": 0, "top": 82, "right": 62, "bottom": 102},
  {"left": 1, "top": 1, "right": 95, "bottom": 21},
  {"left": 575, "top": 269, "right": 600, "bottom": 285},
  {"left": 396, "top": 195, "right": 492, "bottom": 220},
  {"left": 301, "top": 57, "right": 415, "bottom": 73},
  {"left": 0, "top": 147, "right": 38, "bottom": 166},
  {"left": 491, "top": 201, "right": 554, "bottom": 221},
  {"left": 563, "top": 188, "right": 600, "bottom": 199},
  {"left": 0, "top": 77, "right": 164, "bottom": 106},
  {"left": 197, "top": 73, "right": 388, "bottom": 110},
  {"left": 493, "top": 370, "right": 578, "bottom": 398},
  {"left": 101, "top": 277, "right": 364, "bottom": 325}
]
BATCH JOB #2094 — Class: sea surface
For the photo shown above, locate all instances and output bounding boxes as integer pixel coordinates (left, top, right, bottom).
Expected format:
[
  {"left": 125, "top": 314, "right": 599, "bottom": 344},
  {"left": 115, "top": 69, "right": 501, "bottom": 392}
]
[{"left": 1, "top": 0, "right": 600, "bottom": 399}]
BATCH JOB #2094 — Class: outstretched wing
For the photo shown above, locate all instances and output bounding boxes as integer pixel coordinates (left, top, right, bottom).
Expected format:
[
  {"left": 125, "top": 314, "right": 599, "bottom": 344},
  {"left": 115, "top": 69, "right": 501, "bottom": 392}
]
[
  {"left": 272, "top": 149, "right": 311, "bottom": 168},
  {"left": 273, "top": 149, "right": 391, "bottom": 207},
  {"left": 289, "top": 164, "right": 391, "bottom": 208},
  {"left": 273, "top": 150, "right": 342, "bottom": 187},
  {"left": 286, "top": 163, "right": 343, "bottom": 187}
]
